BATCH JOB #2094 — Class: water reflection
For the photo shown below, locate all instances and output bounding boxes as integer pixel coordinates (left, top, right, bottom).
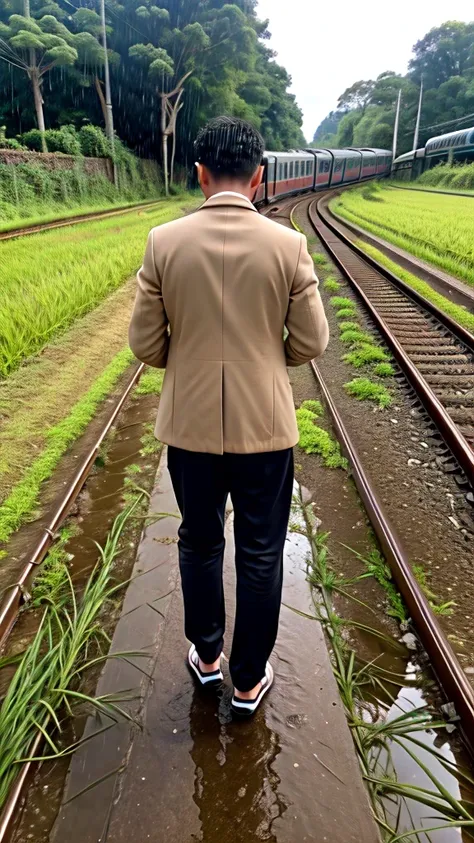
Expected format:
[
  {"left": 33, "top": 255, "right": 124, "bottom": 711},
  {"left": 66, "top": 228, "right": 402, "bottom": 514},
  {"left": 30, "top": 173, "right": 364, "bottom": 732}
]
[
  {"left": 188, "top": 684, "right": 285, "bottom": 842},
  {"left": 379, "top": 684, "right": 467, "bottom": 842}
]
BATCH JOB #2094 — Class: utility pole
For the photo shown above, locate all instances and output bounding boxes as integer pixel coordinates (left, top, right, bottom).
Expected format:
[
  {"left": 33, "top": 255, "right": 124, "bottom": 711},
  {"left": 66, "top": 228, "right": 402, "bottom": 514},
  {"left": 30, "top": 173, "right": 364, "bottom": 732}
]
[
  {"left": 413, "top": 76, "right": 423, "bottom": 151},
  {"left": 99, "top": 0, "right": 117, "bottom": 187},
  {"left": 392, "top": 89, "right": 402, "bottom": 162}
]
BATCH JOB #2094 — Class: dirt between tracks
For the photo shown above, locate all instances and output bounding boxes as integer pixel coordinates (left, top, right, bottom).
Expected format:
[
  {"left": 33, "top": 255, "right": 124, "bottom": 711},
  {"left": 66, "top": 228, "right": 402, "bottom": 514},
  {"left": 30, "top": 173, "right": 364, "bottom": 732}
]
[{"left": 292, "top": 203, "right": 474, "bottom": 687}]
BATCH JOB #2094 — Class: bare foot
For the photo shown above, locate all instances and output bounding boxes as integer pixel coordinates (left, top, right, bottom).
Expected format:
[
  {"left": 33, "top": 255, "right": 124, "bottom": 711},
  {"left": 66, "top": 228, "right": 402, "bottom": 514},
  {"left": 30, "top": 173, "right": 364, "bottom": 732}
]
[
  {"left": 234, "top": 682, "right": 261, "bottom": 700},
  {"left": 198, "top": 656, "right": 221, "bottom": 674}
]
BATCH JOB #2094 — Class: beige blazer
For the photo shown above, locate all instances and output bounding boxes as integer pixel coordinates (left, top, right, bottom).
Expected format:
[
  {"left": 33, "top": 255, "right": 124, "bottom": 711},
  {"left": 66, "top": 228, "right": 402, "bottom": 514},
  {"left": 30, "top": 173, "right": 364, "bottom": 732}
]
[{"left": 129, "top": 193, "right": 329, "bottom": 454}]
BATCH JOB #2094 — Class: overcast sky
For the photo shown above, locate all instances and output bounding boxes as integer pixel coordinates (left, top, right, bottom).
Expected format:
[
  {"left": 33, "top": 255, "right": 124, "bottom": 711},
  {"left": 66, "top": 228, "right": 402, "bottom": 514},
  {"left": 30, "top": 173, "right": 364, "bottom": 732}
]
[{"left": 257, "top": 0, "right": 474, "bottom": 142}]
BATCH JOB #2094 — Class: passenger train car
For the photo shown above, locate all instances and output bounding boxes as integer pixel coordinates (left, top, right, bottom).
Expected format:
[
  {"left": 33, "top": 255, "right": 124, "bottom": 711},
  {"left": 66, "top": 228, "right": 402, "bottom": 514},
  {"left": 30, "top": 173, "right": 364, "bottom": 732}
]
[
  {"left": 392, "top": 126, "right": 474, "bottom": 180},
  {"left": 254, "top": 147, "right": 392, "bottom": 204}
]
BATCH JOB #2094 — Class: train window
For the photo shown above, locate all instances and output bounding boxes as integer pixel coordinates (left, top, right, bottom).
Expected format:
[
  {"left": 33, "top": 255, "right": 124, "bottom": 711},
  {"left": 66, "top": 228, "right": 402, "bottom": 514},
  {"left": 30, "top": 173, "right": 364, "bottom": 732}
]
[
  {"left": 289, "top": 161, "right": 294, "bottom": 178},
  {"left": 318, "top": 160, "right": 324, "bottom": 173},
  {"left": 284, "top": 162, "right": 288, "bottom": 179},
  {"left": 324, "top": 161, "right": 330, "bottom": 173},
  {"left": 335, "top": 160, "right": 342, "bottom": 172},
  {"left": 295, "top": 161, "right": 299, "bottom": 177},
  {"left": 267, "top": 163, "right": 275, "bottom": 183},
  {"left": 278, "top": 163, "right": 283, "bottom": 181},
  {"left": 306, "top": 161, "right": 312, "bottom": 175}
]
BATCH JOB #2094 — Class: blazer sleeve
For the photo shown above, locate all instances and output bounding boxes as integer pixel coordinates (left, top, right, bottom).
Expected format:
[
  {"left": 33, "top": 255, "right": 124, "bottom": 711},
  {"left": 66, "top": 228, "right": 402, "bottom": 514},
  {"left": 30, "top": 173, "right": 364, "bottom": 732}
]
[
  {"left": 284, "top": 235, "right": 329, "bottom": 367},
  {"left": 128, "top": 230, "right": 169, "bottom": 369}
]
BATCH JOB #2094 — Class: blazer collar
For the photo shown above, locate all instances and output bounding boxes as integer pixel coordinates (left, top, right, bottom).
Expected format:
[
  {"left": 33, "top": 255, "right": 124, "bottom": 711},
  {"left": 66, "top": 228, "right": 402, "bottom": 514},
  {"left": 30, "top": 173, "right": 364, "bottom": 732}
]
[{"left": 200, "top": 193, "right": 258, "bottom": 213}]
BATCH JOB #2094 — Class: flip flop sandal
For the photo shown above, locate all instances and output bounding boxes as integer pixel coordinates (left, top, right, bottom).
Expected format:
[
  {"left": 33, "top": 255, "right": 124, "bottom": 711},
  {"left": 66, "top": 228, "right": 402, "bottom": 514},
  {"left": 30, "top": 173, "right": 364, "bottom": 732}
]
[
  {"left": 187, "top": 644, "right": 223, "bottom": 687},
  {"left": 231, "top": 662, "right": 274, "bottom": 716}
]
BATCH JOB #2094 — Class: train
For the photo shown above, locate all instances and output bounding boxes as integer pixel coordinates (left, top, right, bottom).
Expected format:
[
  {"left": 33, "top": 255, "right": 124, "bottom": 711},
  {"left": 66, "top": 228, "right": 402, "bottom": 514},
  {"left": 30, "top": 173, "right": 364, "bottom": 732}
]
[
  {"left": 255, "top": 147, "right": 393, "bottom": 204},
  {"left": 392, "top": 126, "right": 474, "bottom": 180}
]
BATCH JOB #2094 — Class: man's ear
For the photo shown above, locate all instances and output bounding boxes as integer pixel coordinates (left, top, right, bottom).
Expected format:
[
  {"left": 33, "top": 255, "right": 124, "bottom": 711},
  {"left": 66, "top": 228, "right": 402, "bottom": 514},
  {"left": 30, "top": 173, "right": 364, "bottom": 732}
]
[
  {"left": 196, "top": 163, "right": 210, "bottom": 187},
  {"left": 250, "top": 165, "right": 264, "bottom": 190}
]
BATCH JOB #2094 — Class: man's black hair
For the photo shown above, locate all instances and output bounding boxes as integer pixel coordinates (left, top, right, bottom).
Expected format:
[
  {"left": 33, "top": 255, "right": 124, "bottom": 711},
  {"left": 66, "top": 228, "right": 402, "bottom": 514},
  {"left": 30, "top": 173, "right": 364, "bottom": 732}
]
[{"left": 194, "top": 116, "right": 265, "bottom": 179}]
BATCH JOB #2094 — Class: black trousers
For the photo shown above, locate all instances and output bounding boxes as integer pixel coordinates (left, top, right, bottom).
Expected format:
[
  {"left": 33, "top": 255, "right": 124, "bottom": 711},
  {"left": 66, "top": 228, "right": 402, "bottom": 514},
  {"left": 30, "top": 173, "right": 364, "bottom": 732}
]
[{"left": 167, "top": 446, "right": 294, "bottom": 692}]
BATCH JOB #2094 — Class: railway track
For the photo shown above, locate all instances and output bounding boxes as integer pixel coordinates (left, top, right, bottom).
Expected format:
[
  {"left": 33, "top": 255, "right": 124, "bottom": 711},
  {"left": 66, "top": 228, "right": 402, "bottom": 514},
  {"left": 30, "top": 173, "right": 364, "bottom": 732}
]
[
  {"left": 1, "top": 182, "right": 474, "bottom": 837},
  {"left": 265, "top": 193, "right": 474, "bottom": 754},
  {"left": 312, "top": 194, "right": 474, "bottom": 484},
  {"left": 0, "top": 198, "right": 165, "bottom": 241}
]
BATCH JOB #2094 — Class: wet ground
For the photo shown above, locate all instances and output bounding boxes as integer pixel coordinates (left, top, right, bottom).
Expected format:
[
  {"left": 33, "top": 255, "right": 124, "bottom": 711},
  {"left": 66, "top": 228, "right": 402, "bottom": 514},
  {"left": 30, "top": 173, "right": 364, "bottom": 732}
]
[{"left": 46, "top": 453, "right": 380, "bottom": 843}]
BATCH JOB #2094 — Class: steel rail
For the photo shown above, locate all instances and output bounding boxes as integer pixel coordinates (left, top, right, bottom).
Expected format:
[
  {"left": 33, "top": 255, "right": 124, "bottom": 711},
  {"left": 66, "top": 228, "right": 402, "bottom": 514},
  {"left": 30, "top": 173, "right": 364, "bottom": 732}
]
[
  {"left": 311, "top": 361, "right": 474, "bottom": 757},
  {"left": 0, "top": 199, "right": 165, "bottom": 242},
  {"left": 309, "top": 198, "right": 474, "bottom": 489},
  {"left": 317, "top": 195, "right": 474, "bottom": 352},
  {"left": 0, "top": 362, "right": 144, "bottom": 648}
]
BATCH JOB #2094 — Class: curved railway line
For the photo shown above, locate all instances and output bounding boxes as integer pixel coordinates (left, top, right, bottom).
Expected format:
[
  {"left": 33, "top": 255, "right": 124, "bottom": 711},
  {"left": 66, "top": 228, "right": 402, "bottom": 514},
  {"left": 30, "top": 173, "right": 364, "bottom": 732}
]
[
  {"left": 1, "top": 181, "right": 474, "bottom": 836},
  {"left": 264, "top": 191, "right": 474, "bottom": 754},
  {"left": 0, "top": 198, "right": 166, "bottom": 241}
]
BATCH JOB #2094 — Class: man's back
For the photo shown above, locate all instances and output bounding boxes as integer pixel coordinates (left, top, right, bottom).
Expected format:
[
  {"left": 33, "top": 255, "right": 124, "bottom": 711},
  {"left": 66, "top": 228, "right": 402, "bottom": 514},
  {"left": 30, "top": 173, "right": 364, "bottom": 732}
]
[{"left": 129, "top": 192, "right": 328, "bottom": 454}]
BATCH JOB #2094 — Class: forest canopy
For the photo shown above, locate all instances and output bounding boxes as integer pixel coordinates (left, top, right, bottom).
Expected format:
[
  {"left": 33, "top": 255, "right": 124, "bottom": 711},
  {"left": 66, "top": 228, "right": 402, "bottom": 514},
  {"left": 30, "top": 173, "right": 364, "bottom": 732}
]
[
  {"left": 312, "top": 21, "right": 474, "bottom": 155},
  {"left": 0, "top": 0, "right": 306, "bottom": 166}
]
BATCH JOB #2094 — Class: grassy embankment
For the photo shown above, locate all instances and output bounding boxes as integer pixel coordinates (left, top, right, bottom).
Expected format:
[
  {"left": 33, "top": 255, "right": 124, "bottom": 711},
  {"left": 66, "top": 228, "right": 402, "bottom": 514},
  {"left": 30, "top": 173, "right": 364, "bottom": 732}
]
[
  {"left": 412, "top": 160, "right": 474, "bottom": 194},
  {"left": 0, "top": 197, "right": 197, "bottom": 545},
  {"left": 332, "top": 185, "right": 474, "bottom": 288}
]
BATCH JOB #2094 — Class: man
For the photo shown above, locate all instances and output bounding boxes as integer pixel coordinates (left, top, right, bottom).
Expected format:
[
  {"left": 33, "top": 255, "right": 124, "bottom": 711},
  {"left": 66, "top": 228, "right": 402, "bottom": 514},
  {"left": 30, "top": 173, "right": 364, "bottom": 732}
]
[{"left": 129, "top": 116, "right": 329, "bottom": 716}]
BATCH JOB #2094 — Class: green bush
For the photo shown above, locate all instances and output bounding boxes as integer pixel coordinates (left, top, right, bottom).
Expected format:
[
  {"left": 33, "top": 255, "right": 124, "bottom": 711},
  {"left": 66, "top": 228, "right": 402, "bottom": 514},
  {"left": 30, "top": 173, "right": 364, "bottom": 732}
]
[
  {"left": 79, "top": 124, "right": 110, "bottom": 158},
  {"left": 0, "top": 126, "right": 25, "bottom": 150},
  {"left": 22, "top": 129, "right": 44, "bottom": 152},
  {"left": 44, "top": 126, "right": 82, "bottom": 156}
]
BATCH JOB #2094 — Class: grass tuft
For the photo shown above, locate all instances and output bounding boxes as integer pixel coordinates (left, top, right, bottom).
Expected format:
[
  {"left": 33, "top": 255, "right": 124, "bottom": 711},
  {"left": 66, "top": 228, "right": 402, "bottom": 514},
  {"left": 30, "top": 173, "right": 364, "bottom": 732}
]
[
  {"left": 330, "top": 296, "right": 354, "bottom": 309},
  {"left": 323, "top": 277, "right": 341, "bottom": 292},
  {"left": 134, "top": 368, "right": 164, "bottom": 396},
  {"left": 373, "top": 362, "right": 395, "bottom": 377},
  {"left": 343, "top": 344, "right": 390, "bottom": 368},
  {"left": 296, "top": 407, "right": 348, "bottom": 470},
  {"left": 413, "top": 564, "right": 455, "bottom": 616},
  {"left": 300, "top": 399, "right": 323, "bottom": 416},
  {"left": 335, "top": 308, "right": 357, "bottom": 320},
  {"left": 312, "top": 253, "right": 329, "bottom": 266},
  {"left": 344, "top": 377, "right": 392, "bottom": 408},
  {"left": 0, "top": 497, "right": 148, "bottom": 812},
  {"left": 338, "top": 321, "right": 360, "bottom": 333},
  {"left": 339, "top": 329, "right": 374, "bottom": 346}
]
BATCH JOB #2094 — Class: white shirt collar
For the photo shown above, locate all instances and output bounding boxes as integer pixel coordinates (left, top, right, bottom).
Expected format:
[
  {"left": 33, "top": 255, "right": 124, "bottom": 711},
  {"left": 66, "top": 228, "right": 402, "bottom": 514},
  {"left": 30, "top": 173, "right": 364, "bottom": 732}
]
[{"left": 210, "top": 191, "right": 253, "bottom": 204}]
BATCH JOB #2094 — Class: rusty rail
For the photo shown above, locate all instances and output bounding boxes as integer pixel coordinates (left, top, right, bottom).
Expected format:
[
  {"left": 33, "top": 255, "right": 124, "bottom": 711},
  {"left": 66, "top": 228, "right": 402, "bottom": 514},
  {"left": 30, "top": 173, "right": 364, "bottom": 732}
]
[
  {"left": 311, "top": 361, "right": 474, "bottom": 757},
  {"left": 309, "top": 197, "right": 474, "bottom": 489},
  {"left": 0, "top": 200, "right": 164, "bottom": 242},
  {"left": 0, "top": 363, "right": 144, "bottom": 648}
]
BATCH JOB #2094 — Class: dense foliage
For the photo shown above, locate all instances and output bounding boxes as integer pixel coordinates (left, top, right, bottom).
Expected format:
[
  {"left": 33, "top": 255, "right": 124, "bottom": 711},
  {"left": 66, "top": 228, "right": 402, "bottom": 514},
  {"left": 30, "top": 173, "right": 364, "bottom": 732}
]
[
  {"left": 313, "top": 21, "right": 474, "bottom": 154},
  {"left": 0, "top": 0, "right": 305, "bottom": 166}
]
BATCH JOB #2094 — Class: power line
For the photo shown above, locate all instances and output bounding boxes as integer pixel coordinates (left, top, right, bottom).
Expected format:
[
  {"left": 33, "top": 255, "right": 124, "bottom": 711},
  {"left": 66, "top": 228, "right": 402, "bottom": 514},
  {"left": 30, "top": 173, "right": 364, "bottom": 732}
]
[{"left": 420, "top": 111, "right": 474, "bottom": 133}]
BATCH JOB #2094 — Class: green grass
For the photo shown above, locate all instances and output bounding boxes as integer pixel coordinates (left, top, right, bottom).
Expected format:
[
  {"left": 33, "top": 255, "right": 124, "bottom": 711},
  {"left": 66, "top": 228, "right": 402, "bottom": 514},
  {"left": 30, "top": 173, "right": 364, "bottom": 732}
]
[
  {"left": 134, "top": 368, "right": 164, "bottom": 396},
  {"left": 312, "top": 252, "right": 329, "bottom": 266},
  {"left": 413, "top": 564, "right": 455, "bottom": 616},
  {"left": 339, "top": 328, "right": 374, "bottom": 346},
  {"left": 415, "top": 161, "right": 474, "bottom": 193},
  {"left": 0, "top": 497, "right": 146, "bottom": 812},
  {"left": 330, "top": 296, "right": 354, "bottom": 309},
  {"left": 323, "top": 277, "right": 341, "bottom": 292},
  {"left": 373, "top": 362, "right": 395, "bottom": 377},
  {"left": 0, "top": 198, "right": 194, "bottom": 377},
  {"left": 332, "top": 186, "right": 474, "bottom": 287},
  {"left": 0, "top": 196, "right": 166, "bottom": 233},
  {"left": 300, "top": 399, "right": 323, "bottom": 415},
  {"left": 0, "top": 347, "right": 135, "bottom": 546},
  {"left": 358, "top": 241, "right": 474, "bottom": 335},
  {"left": 344, "top": 377, "right": 392, "bottom": 408},
  {"left": 347, "top": 545, "right": 407, "bottom": 623},
  {"left": 296, "top": 406, "right": 348, "bottom": 470},
  {"left": 343, "top": 344, "right": 390, "bottom": 368},
  {"left": 336, "top": 308, "right": 357, "bottom": 319},
  {"left": 338, "top": 321, "right": 360, "bottom": 333}
]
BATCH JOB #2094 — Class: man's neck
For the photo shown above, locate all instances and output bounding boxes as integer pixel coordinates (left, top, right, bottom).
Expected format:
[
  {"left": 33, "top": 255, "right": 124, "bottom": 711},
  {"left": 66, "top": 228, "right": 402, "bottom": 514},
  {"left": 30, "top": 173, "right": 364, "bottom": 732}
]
[{"left": 206, "top": 181, "right": 253, "bottom": 201}]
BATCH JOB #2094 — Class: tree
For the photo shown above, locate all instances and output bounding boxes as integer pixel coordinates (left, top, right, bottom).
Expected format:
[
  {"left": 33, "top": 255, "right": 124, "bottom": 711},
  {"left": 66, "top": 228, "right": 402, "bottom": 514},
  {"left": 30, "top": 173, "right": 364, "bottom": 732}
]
[
  {"left": 0, "top": 5, "right": 104, "bottom": 151},
  {"left": 337, "top": 79, "right": 375, "bottom": 112}
]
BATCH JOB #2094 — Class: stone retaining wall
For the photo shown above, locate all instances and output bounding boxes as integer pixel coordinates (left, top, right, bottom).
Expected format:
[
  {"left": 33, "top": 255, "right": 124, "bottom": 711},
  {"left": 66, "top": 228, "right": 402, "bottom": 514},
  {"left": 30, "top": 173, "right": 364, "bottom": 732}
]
[{"left": 0, "top": 149, "right": 113, "bottom": 180}]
